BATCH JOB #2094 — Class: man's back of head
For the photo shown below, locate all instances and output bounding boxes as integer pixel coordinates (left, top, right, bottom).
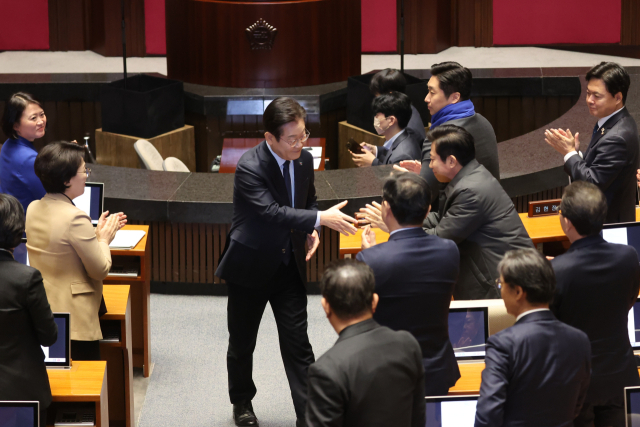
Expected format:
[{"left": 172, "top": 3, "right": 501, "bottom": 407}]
[
  {"left": 559, "top": 181, "right": 608, "bottom": 241},
  {"left": 382, "top": 172, "right": 431, "bottom": 228},
  {"left": 370, "top": 69, "right": 407, "bottom": 96}
]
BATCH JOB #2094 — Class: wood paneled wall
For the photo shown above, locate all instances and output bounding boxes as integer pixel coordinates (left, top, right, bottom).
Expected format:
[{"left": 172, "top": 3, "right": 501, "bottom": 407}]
[
  {"left": 622, "top": 0, "right": 640, "bottom": 45},
  {"left": 48, "top": 0, "right": 91, "bottom": 51},
  {"left": 129, "top": 220, "right": 340, "bottom": 285}
]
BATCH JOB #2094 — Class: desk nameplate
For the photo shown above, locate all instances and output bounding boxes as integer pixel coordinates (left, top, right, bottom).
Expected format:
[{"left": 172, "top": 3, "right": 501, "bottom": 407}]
[{"left": 528, "top": 199, "right": 562, "bottom": 217}]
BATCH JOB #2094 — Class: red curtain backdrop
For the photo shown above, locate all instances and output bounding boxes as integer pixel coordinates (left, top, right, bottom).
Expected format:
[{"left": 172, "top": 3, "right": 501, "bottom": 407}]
[
  {"left": 0, "top": 0, "right": 49, "bottom": 50},
  {"left": 494, "top": 0, "right": 621, "bottom": 45},
  {"left": 145, "top": 0, "right": 166, "bottom": 55},
  {"left": 362, "top": 0, "right": 397, "bottom": 53}
]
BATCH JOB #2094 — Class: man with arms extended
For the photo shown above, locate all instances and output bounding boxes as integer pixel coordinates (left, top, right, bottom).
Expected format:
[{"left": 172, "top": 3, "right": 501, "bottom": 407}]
[
  {"left": 306, "top": 259, "right": 426, "bottom": 427},
  {"left": 356, "top": 172, "right": 460, "bottom": 396},
  {"left": 216, "top": 97, "right": 358, "bottom": 427},
  {"left": 546, "top": 62, "right": 638, "bottom": 223},
  {"left": 551, "top": 181, "right": 640, "bottom": 426},
  {"left": 475, "top": 249, "right": 591, "bottom": 427}
]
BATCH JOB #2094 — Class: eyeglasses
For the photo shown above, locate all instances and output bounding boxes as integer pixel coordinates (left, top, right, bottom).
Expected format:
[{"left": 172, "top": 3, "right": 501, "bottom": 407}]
[
  {"left": 83, "top": 168, "right": 91, "bottom": 178},
  {"left": 281, "top": 129, "right": 310, "bottom": 147},
  {"left": 494, "top": 278, "right": 502, "bottom": 289}
]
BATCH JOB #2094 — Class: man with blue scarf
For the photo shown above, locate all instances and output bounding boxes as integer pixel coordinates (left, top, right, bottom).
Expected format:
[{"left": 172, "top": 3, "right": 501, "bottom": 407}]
[{"left": 396, "top": 62, "right": 499, "bottom": 210}]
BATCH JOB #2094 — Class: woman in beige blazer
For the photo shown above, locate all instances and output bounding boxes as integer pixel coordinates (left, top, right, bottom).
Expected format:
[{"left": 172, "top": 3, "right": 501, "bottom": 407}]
[{"left": 26, "top": 141, "right": 125, "bottom": 360}]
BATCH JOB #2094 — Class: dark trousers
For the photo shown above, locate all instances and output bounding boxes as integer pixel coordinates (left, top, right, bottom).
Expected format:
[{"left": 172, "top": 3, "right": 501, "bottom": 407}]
[
  {"left": 227, "top": 261, "right": 315, "bottom": 419},
  {"left": 574, "top": 395, "right": 625, "bottom": 427},
  {"left": 71, "top": 340, "right": 101, "bottom": 361}
]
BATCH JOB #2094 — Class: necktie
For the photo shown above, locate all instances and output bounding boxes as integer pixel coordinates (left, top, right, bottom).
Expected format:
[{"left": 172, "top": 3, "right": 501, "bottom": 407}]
[
  {"left": 282, "top": 160, "right": 293, "bottom": 207},
  {"left": 592, "top": 123, "right": 600, "bottom": 138}
]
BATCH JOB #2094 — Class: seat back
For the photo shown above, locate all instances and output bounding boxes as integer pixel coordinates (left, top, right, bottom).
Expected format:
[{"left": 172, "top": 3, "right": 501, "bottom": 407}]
[
  {"left": 163, "top": 157, "right": 190, "bottom": 172},
  {"left": 133, "top": 139, "right": 164, "bottom": 171}
]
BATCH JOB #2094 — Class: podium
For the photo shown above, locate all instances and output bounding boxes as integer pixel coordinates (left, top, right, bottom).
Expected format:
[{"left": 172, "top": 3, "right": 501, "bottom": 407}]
[{"left": 165, "top": 0, "right": 361, "bottom": 88}]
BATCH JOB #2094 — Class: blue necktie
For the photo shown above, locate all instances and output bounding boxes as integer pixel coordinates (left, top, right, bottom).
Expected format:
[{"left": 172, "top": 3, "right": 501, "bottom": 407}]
[
  {"left": 282, "top": 160, "right": 293, "bottom": 207},
  {"left": 592, "top": 123, "right": 600, "bottom": 138}
]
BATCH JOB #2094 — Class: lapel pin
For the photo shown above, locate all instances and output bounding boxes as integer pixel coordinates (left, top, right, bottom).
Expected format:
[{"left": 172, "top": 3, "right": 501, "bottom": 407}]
[
  {"left": 299, "top": 161, "right": 303, "bottom": 165},
  {"left": 601, "top": 128, "right": 605, "bottom": 135}
]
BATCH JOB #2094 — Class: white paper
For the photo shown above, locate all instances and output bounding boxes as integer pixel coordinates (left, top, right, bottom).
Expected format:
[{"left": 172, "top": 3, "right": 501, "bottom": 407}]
[
  {"left": 602, "top": 228, "right": 628, "bottom": 245},
  {"left": 109, "top": 230, "right": 146, "bottom": 249},
  {"left": 313, "top": 158, "right": 321, "bottom": 169},
  {"left": 441, "top": 400, "right": 478, "bottom": 427},
  {"left": 629, "top": 306, "right": 637, "bottom": 346},
  {"left": 73, "top": 186, "right": 93, "bottom": 223}
]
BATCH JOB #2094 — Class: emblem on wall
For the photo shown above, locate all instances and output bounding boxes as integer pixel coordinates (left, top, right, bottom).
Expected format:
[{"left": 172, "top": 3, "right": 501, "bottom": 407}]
[{"left": 246, "top": 18, "right": 278, "bottom": 50}]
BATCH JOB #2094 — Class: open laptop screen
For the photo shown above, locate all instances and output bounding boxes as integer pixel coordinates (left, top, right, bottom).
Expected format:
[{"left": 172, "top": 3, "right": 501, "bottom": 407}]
[
  {"left": 41, "top": 313, "right": 70, "bottom": 368},
  {"left": 625, "top": 386, "right": 640, "bottom": 426},
  {"left": 425, "top": 395, "right": 479, "bottom": 427},
  {"left": 628, "top": 299, "right": 640, "bottom": 351},
  {"left": 0, "top": 401, "right": 39, "bottom": 427},
  {"left": 448, "top": 307, "right": 489, "bottom": 360},
  {"left": 73, "top": 182, "right": 103, "bottom": 225},
  {"left": 601, "top": 222, "right": 640, "bottom": 262}
]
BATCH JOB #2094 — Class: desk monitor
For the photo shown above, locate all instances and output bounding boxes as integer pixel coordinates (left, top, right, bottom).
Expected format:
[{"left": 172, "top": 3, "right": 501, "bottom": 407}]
[
  {"left": 628, "top": 299, "right": 640, "bottom": 352},
  {"left": 0, "top": 401, "right": 39, "bottom": 427},
  {"left": 625, "top": 386, "right": 640, "bottom": 427},
  {"left": 425, "top": 395, "right": 479, "bottom": 427},
  {"left": 602, "top": 222, "right": 640, "bottom": 262},
  {"left": 448, "top": 307, "right": 489, "bottom": 361},
  {"left": 73, "top": 182, "right": 103, "bottom": 226},
  {"left": 41, "top": 313, "right": 70, "bottom": 369}
]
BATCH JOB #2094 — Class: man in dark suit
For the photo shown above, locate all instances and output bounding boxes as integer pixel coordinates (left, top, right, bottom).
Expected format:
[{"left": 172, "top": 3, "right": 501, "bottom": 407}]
[
  {"left": 369, "top": 68, "right": 426, "bottom": 140},
  {"left": 351, "top": 91, "right": 422, "bottom": 167},
  {"left": 0, "top": 194, "right": 58, "bottom": 425},
  {"left": 546, "top": 62, "right": 638, "bottom": 223},
  {"left": 355, "top": 172, "right": 460, "bottom": 396},
  {"left": 306, "top": 259, "right": 426, "bottom": 427},
  {"left": 423, "top": 125, "right": 531, "bottom": 299},
  {"left": 475, "top": 249, "right": 591, "bottom": 427},
  {"left": 215, "top": 98, "right": 358, "bottom": 427},
  {"left": 550, "top": 181, "right": 640, "bottom": 427}
]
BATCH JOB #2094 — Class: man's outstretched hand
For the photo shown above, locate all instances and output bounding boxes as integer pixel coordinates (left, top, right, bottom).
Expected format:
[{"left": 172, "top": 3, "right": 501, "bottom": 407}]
[
  {"left": 394, "top": 160, "right": 422, "bottom": 174},
  {"left": 320, "top": 201, "right": 358, "bottom": 236},
  {"left": 306, "top": 230, "right": 320, "bottom": 261},
  {"left": 357, "top": 201, "right": 388, "bottom": 233}
]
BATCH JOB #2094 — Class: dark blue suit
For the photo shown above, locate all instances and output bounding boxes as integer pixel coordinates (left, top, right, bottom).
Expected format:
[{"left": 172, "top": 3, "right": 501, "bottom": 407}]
[
  {"left": 551, "top": 235, "right": 640, "bottom": 425},
  {"left": 356, "top": 227, "right": 461, "bottom": 396},
  {"left": 475, "top": 310, "right": 591, "bottom": 427},
  {"left": 372, "top": 128, "right": 422, "bottom": 166},
  {"left": 215, "top": 141, "right": 318, "bottom": 418}
]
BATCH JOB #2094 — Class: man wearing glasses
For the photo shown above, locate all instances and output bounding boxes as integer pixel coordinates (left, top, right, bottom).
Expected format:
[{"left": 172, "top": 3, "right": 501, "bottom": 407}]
[{"left": 216, "top": 97, "right": 358, "bottom": 427}]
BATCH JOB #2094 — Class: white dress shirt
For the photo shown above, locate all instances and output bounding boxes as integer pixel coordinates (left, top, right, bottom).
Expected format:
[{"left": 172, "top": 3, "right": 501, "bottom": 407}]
[
  {"left": 389, "top": 226, "right": 419, "bottom": 236},
  {"left": 267, "top": 143, "right": 321, "bottom": 228},
  {"left": 564, "top": 106, "right": 626, "bottom": 162},
  {"left": 516, "top": 307, "right": 550, "bottom": 322}
]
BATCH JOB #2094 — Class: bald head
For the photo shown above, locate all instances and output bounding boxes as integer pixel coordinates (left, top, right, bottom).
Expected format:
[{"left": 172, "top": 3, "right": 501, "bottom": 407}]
[{"left": 320, "top": 260, "right": 376, "bottom": 320}]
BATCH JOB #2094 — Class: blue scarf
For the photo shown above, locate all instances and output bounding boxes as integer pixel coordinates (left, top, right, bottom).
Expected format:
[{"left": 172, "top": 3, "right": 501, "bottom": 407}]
[{"left": 430, "top": 99, "right": 475, "bottom": 128}]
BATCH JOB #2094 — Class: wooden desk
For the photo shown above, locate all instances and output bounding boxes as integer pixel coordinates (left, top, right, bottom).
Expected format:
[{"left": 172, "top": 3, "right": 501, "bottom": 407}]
[
  {"left": 104, "top": 224, "right": 152, "bottom": 377},
  {"left": 339, "top": 228, "right": 390, "bottom": 258},
  {"left": 219, "top": 138, "right": 326, "bottom": 173},
  {"left": 48, "top": 361, "right": 108, "bottom": 427},
  {"left": 101, "top": 285, "right": 134, "bottom": 427}
]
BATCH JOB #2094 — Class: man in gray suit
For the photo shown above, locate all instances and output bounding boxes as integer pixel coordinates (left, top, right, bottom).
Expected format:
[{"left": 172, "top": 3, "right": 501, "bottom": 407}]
[{"left": 422, "top": 125, "right": 532, "bottom": 299}]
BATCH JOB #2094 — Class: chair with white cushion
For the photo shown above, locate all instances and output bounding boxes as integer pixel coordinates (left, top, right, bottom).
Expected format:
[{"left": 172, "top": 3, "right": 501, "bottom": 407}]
[
  {"left": 162, "top": 157, "right": 190, "bottom": 172},
  {"left": 133, "top": 139, "right": 164, "bottom": 171}
]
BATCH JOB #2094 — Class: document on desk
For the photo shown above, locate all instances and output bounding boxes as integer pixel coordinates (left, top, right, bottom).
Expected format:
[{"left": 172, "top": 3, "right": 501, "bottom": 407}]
[{"left": 109, "top": 230, "right": 146, "bottom": 249}]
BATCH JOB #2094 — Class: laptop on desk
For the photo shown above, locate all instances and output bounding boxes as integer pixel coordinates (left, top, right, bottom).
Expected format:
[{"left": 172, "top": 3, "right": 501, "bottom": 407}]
[
  {"left": 0, "top": 401, "right": 39, "bottom": 427},
  {"left": 628, "top": 299, "right": 640, "bottom": 355},
  {"left": 625, "top": 386, "right": 640, "bottom": 426},
  {"left": 73, "top": 182, "right": 104, "bottom": 226},
  {"left": 425, "top": 395, "right": 479, "bottom": 427},
  {"left": 42, "top": 313, "right": 71, "bottom": 369},
  {"left": 448, "top": 307, "right": 489, "bottom": 363}
]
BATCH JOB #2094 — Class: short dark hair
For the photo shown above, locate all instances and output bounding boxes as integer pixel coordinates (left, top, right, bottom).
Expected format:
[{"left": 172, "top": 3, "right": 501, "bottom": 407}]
[
  {"left": 559, "top": 181, "right": 607, "bottom": 236},
  {"left": 371, "top": 91, "right": 412, "bottom": 129},
  {"left": 586, "top": 62, "right": 630, "bottom": 105},
  {"left": 1, "top": 92, "right": 43, "bottom": 140},
  {"left": 320, "top": 259, "right": 375, "bottom": 319},
  {"left": 382, "top": 172, "right": 431, "bottom": 226},
  {"left": 0, "top": 194, "right": 25, "bottom": 250},
  {"left": 263, "top": 97, "right": 307, "bottom": 141},
  {"left": 34, "top": 141, "right": 86, "bottom": 194},
  {"left": 430, "top": 62, "right": 473, "bottom": 101},
  {"left": 369, "top": 69, "right": 407, "bottom": 95},
  {"left": 427, "top": 124, "right": 475, "bottom": 166},
  {"left": 499, "top": 249, "right": 556, "bottom": 305}
]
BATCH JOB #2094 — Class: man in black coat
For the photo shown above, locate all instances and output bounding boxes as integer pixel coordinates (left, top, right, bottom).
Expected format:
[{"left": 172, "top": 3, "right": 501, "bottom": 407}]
[
  {"left": 306, "top": 259, "right": 425, "bottom": 427},
  {"left": 215, "top": 98, "right": 358, "bottom": 427},
  {"left": 423, "top": 125, "right": 532, "bottom": 299},
  {"left": 546, "top": 62, "right": 639, "bottom": 224},
  {"left": 0, "top": 194, "right": 58, "bottom": 424},
  {"left": 475, "top": 249, "right": 591, "bottom": 427},
  {"left": 355, "top": 172, "right": 460, "bottom": 396},
  {"left": 551, "top": 181, "right": 640, "bottom": 427}
]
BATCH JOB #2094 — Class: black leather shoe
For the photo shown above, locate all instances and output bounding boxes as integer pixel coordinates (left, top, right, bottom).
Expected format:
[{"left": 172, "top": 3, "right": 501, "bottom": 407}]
[
  {"left": 296, "top": 418, "right": 306, "bottom": 427},
  {"left": 233, "top": 401, "right": 258, "bottom": 426}
]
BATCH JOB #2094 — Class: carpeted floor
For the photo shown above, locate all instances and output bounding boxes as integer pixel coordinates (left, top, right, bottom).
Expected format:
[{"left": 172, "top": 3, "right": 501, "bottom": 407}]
[{"left": 137, "top": 294, "right": 337, "bottom": 427}]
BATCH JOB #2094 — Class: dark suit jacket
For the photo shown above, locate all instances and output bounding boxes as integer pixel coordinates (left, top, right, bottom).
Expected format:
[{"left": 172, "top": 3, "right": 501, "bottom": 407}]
[
  {"left": 215, "top": 141, "right": 318, "bottom": 287},
  {"left": 421, "top": 113, "right": 500, "bottom": 206},
  {"left": 373, "top": 128, "right": 422, "bottom": 166},
  {"left": 305, "top": 319, "right": 425, "bottom": 427},
  {"left": 408, "top": 104, "right": 426, "bottom": 141},
  {"left": 0, "top": 251, "right": 58, "bottom": 408},
  {"left": 423, "top": 160, "right": 533, "bottom": 299},
  {"left": 565, "top": 107, "right": 639, "bottom": 223},
  {"left": 356, "top": 228, "right": 460, "bottom": 395},
  {"left": 551, "top": 235, "right": 640, "bottom": 403},
  {"left": 474, "top": 311, "right": 591, "bottom": 427}
]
